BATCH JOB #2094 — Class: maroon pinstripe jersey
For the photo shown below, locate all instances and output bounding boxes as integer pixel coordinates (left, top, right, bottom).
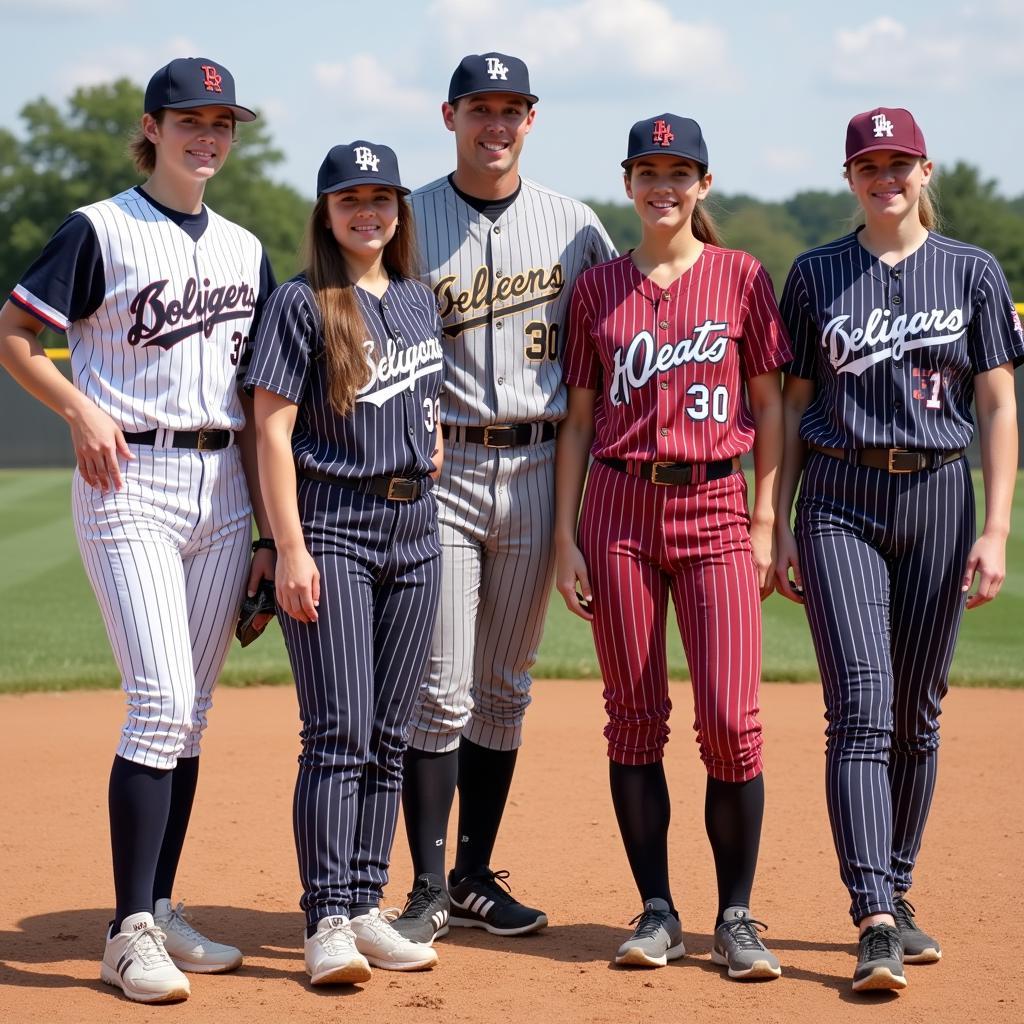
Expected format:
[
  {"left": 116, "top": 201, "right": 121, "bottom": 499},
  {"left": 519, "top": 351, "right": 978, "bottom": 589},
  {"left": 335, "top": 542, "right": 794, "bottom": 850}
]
[{"left": 564, "top": 249, "right": 792, "bottom": 462}]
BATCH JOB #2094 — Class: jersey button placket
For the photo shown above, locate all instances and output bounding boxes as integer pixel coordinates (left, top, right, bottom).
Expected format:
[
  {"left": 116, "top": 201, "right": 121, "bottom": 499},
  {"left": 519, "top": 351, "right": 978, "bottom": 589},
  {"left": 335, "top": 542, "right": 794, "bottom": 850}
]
[{"left": 490, "top": 223, "right": 510, "bottom": 419}]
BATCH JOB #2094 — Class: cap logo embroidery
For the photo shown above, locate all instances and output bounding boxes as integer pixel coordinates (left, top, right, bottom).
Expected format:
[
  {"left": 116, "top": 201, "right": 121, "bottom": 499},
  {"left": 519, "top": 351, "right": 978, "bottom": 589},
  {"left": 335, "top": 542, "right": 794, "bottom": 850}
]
[
  {"left": 872, "top": 113, "right": 894, "bottom": 138},
  {"left": 485, "top": 57, "right": 509, "bottom": 80},
  {"left": 353, "top": 146, "right": 380, "bottom": 172},
  {"left": 201, "top": 65, "right": 223, "bottom": 93},
  {"left": 652, "top": 119, "right": 674, "bottom": 147}
]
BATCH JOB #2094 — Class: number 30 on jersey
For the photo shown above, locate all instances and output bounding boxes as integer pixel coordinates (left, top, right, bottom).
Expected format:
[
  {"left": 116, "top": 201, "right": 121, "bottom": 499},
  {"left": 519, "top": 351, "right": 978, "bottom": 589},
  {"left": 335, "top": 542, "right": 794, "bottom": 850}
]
[{"left": 686, "top": 383, "right": 729, "bottom": 423}]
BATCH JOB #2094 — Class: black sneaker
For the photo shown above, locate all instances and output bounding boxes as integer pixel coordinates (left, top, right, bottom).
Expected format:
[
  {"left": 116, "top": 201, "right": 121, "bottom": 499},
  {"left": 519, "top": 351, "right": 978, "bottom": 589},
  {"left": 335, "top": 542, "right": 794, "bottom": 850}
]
[
  {"left": 448, "top": 869, "right": 547, "bottom": 936},
  {"left": 894, "top": 896, "right": 941, "bottom": 963},
  {"left": 390, "top": 873, "right": 450, "bottom": 945},
  {"left": 852, "top": 923, "right": 907, "bottom": 992}
]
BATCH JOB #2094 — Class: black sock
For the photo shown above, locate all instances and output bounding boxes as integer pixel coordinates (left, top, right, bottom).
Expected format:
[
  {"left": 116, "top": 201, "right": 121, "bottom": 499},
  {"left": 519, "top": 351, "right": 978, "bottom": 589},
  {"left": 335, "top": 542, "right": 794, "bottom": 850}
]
[
  {"left": 109, "top": 755, "right": 173, "bottom": 931},
  {"left": 402, "top": 747, "right": 459, "bottom": 878},
  {"left": 153, "top": 756, "right": 200, "bottom": 903},
  {"left": 451, "top": 739, "right": 517, "bottom": 881},
  {"left": 609, "top": 760, "right": 674, "bottom": 912},
  {"left": 704, "top": 773, "right": 765, "bottom": 923}
]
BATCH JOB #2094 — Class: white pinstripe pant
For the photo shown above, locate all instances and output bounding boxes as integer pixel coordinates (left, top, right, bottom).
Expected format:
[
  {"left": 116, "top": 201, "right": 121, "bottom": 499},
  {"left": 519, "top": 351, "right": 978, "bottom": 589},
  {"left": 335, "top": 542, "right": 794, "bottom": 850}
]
[
  {"left": 73, "top": 445, "right": 251, "bottom": 769},
  {"left": 406, "top": 438, "right": 556, "bottom": 753}
]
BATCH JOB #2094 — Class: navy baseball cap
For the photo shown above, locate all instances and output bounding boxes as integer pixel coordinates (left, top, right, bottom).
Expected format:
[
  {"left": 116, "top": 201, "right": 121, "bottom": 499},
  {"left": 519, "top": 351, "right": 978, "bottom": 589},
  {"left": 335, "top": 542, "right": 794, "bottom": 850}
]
[
  {"left": 622, "top": 113, "right": 708, "bottom": 169},
  {"left": 145, "top": 58, "right": 256, "bottom": 122},
  {"left": 317, "top": 141, "right": 409, "bottom": 196},
  {"left": 448, "top": 52, "right": 538, "bottom": 104},
  {"left": 845, "top": 107, "right": 927, "bottom": 165}
]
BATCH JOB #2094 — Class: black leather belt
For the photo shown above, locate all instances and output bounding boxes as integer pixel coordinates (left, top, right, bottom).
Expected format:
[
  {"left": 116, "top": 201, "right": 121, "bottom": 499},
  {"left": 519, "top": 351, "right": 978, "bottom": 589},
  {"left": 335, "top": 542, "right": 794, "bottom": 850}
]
[
  {"left": 300, "top": 467, "right": 424, "bottom": 502},
  {"left": 122, "top": 428, "right": 233, "bottom": 451},
  {"left": 442, "top": 422, "right": 556, "bottom": 448},
  {"left": 809, "top": 444, "right": 964, "bottom": 474},
  {"left": 598, "top": 456, "right": 741, "bottom": 486}
]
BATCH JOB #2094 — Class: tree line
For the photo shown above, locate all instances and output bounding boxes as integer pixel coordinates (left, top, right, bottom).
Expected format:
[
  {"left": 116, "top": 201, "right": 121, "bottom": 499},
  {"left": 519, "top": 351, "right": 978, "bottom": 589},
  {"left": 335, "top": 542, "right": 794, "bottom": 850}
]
[{"left": 2, "top": 81, "right": 1022, "bottom": 311}]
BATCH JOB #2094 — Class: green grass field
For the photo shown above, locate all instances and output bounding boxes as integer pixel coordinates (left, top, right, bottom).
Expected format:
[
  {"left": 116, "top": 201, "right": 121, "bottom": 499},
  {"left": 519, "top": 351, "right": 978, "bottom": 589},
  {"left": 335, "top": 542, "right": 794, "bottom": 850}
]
[{"left": 1, "top": 468, "right": 1020, "bottom": 692}]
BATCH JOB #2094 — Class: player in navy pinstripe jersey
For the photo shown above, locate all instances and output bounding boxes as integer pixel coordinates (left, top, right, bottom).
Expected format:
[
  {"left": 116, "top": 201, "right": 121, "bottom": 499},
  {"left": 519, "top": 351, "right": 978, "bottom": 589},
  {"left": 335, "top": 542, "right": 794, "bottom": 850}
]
[
  {"left": 0, "top": 57, "right": 275, "bottom": 1004},
  {"left": 556, "top": 115, "right": 790, "bottom": 977},
  {"left": 247, "top": 142, "right": 444, "bottom": 984},
  {"left": 776, "top": 107, "right": 1023, "bottom": 993}
]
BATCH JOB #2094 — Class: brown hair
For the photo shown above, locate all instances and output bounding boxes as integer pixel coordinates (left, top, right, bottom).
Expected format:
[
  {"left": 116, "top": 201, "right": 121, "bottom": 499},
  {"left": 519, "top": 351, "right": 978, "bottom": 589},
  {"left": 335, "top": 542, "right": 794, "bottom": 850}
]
[
  {"left": 303, "top": 192, "right": 420, "bottom": 417},
  {"left": 625, "top": 162, "right": 723, "bottom": 246},
  {"left": 128, "top": 109, "right": 238, "bottom": 176},
  {"left": 128, "top": 111, "right": 165, "bottom": 175}
]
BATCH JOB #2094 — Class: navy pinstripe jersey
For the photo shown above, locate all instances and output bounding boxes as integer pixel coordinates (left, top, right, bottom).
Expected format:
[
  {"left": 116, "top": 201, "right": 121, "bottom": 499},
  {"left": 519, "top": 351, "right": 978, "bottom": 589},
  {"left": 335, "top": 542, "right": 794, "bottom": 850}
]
[
  {"left": 780, "top": 229, "right": 1024, "bottom": 450},
  {"left": 245, "top": 274, "right": 444, "bottom": 481}
]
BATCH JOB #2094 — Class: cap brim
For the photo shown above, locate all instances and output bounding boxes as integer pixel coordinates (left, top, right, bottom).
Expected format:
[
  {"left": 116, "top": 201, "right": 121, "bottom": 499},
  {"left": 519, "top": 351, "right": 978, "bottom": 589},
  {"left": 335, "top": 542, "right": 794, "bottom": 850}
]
[
  {"left": 448, "top": 88, "right": 538, "bottom": 104},
  {"left": 319, "top": 176, "right": 411, "bottom": 196},
  {"left": 845, "top": 143, "right": 926, "bottom": 165},
  {"left": 621, "top": 148, "right": 708, "bottom": 169},
  {"left": 155, "top": 98, "right": 258, "bottom": 122}
]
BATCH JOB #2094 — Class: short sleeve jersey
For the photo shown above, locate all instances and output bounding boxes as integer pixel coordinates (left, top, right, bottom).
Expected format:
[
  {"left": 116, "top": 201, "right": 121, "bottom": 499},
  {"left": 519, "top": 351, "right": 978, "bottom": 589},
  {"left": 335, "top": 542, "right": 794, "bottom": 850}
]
[
  {"left": 409, "top": 176, "right": 617, "bottom": 427},
  {"left": 245, "top": 274, "right": 444, "bottom": 481},
  {"left": 11, "top": 187, "right": 275, "bottom": 432},
  {"left": 780, "top": 230, "right": 1024, "bottom": 450},
  {"left": 563, "top": 249, "right": 792, "bottom": 462}
]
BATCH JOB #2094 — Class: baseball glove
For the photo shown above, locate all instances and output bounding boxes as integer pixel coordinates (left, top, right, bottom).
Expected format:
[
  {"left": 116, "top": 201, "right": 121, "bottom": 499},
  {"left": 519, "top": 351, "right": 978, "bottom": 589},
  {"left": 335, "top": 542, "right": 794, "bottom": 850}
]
[{"left": 236, "top": 578, "right": 277, "bottom": 647}]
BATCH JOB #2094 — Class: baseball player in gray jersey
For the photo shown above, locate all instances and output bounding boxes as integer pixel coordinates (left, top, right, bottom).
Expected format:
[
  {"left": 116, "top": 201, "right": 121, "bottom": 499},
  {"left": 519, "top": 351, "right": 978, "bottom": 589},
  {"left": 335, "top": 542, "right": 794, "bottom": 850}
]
[{"left": 393, "top": 52, "right": 615, "bottom": 943}]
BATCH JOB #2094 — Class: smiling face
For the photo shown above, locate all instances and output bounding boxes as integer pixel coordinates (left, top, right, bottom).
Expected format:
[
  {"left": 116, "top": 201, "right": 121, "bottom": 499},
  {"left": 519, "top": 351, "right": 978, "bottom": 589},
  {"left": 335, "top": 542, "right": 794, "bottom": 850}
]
[
  {"left": 443, "top": 92, "right": 535, "bottom": 192},
  {"left": 846, "top": 150, "right": 933, "bottom": 225},
  {"left": 624, "top": 155, "right": 712, "bottom": 233},
  {"left": 145, "top": 106, "right": 235, "bottom": 182},
  {"left": 324, "top": 184, "right": 400, "bottom": 272}
]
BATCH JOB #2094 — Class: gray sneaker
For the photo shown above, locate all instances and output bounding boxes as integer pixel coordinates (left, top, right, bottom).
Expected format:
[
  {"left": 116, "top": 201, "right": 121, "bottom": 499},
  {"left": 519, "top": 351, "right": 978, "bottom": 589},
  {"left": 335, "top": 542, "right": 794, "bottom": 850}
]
[
  {"left": 852, "top": 923, "right": 907, "bottom": 992},
  {"left": 615, "top": 898, "right": 685, "bottom": 968},
  {"left": 894, "top": 896, "right": 941, "bottom": 963},
  {"left": 391, "top": 873, "right": 451, "bottom": 945},
  {"left": 711, "top": 907, "right": 782, "bottom": 980}
]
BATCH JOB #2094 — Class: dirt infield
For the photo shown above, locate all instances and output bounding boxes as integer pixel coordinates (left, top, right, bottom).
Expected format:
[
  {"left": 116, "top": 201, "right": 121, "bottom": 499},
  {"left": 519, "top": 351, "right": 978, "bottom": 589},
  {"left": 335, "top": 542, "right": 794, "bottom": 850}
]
[{"left": 0, "top": 681, "right": 1019, "bottom": 1024}]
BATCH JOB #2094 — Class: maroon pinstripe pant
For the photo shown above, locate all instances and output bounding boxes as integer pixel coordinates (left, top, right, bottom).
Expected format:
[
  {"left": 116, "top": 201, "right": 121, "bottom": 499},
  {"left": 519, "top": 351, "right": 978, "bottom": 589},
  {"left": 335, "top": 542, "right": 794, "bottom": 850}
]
[{"left": 579, "top": 461, "right": 763, "bottom": 779}]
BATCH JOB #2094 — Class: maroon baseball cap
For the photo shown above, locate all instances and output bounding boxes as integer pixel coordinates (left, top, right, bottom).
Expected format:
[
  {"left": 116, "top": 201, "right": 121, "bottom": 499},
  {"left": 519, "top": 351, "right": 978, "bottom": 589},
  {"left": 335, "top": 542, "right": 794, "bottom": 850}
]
[{"left": 845, "top": 107, "right": 926, "bottom": 165}]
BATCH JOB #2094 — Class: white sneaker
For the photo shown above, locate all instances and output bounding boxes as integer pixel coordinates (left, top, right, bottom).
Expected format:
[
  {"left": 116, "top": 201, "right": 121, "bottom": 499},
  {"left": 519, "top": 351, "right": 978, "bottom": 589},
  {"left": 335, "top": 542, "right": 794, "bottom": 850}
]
[
  {"left": 304, "top": 916, "right": 372, "bottom": 985},
  {"left": 154, "top": 898, "right": 243, "bottom": 974},
  {"left": 349, "top": 908, "right": 439, "bottom": 971},
  {"left": 100, "top": 911, "right": 191, "bottom": 1003}
]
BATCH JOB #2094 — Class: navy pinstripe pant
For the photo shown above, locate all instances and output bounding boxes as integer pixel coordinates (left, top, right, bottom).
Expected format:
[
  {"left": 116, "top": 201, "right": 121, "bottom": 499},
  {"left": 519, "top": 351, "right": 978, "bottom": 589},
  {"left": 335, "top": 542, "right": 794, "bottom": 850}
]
[
  {"left": 796, "top": 452, "right": 973, "bottom": 923},
  {"left": 280, "top": 478, "right": 441, "bottom": 929}
]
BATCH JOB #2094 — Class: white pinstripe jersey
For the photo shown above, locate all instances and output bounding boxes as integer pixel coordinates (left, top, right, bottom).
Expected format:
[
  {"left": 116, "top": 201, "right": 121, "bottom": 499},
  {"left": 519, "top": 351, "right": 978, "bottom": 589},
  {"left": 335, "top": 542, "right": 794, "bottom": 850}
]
[
  {"left": 410, "top": 176, "right": 616, "bottom": 426},
  {"left": 13, "top": 188, "right": 265, "bottom": 433}
]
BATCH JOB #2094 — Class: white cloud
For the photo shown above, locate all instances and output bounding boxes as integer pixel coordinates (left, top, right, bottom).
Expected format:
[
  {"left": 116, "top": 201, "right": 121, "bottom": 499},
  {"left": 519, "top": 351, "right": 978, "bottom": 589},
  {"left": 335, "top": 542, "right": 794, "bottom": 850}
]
[
  {"left": 313, "top": 54, "right": 432, "bottom": 117},
  {"left": 761, "top": 146, "right": 810, "bottom": 173},
  {"left": 57, "top": 36, "right": 200, "bottom": 93},
  {"left": 830, "top": 17, "right": 965, "bottom": 90},
  {"left": 430, "top": 0, "right": 732, "bottom": 84}
]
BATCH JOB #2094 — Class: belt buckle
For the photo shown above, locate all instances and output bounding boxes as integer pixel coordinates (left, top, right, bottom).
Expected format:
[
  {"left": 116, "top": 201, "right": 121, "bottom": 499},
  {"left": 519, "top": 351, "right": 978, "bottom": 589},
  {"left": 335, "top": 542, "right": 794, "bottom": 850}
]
[
  {"left": 482, "top": 425, "right": 515, "bottom": 449},
  {"left": 386, "top": 478, "right": 416, "bottom": 501},
  {"left": 650, "top": 462, "right": 684, "bottom": 485},
  {"left": 887, "top": 449, "right": 922, "bottom": 473},
  {"left": 196, "top": 429, "right": 214, "bottom": 451}
]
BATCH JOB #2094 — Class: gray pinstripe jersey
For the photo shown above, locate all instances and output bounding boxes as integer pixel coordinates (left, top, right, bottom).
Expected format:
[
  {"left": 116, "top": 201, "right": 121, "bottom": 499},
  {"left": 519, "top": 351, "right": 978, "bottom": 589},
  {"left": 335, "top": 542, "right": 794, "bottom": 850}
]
[{"left": 410, "top": 176, "right": 616, "bottom": 426}]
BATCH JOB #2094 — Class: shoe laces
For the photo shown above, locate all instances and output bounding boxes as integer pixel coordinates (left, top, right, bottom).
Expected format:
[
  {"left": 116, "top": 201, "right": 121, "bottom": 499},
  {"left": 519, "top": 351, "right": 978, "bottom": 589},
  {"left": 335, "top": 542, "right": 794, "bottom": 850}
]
[
  {"left": 317, "top": 919, "right": 357, "bottom": 956},
  {"left": 719, "top": 916, "right": 769, "bottom": 952},
  {"left": 893, "top": 896, "right": 917, "bottom": 930},
  {"left": 358, "top": 908, "right": 406, "bottom": 940},
  {"left": 468, "top": 869, "right": 517, "bottom": 905},
  {"left": 403, "top": 881, "right": 444, "bottom": 917},
  {"left": 161, "top": 901, "right": 205, "bottom": 944},
  {"left": 861, "top": 924, "right": 901, "bottom": 961},
  {"left": 627, "top": 908, "right": 672, "bottom": 939},
  {"left": 124, "top": 922, "right": 174, "bottom": 967}
]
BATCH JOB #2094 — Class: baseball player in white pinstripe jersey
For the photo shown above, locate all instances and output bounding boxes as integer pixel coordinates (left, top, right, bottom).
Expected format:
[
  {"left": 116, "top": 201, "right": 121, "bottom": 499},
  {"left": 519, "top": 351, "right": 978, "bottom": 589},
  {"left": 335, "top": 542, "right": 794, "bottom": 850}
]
[
  {"left": 392, "top": 52, "right": 616, "bottom": 943},
  {"left": 0, "top": 58, "right": 275, "bottom": 1004}
]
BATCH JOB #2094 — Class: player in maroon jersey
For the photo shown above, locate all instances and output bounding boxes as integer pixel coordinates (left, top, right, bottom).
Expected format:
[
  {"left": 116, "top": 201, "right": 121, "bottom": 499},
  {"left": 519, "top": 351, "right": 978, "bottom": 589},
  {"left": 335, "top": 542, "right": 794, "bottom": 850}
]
[{"left": 554, "top": 114, "right": 791, "bottom": 977}]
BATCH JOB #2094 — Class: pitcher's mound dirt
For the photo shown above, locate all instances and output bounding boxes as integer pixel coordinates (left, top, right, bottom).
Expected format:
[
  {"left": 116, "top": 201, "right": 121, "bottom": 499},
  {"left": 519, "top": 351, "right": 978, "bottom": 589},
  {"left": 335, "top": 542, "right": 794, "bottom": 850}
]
[{"left": 0, "top": 681, "right": 1019, "bottom": 1024}]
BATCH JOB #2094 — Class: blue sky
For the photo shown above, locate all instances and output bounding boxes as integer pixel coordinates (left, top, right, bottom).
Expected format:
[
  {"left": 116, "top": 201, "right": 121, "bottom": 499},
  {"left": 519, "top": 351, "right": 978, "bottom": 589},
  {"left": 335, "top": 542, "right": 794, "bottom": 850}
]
[{"left": 2, "top": 0, "right": 1021, "bottom": 204}]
